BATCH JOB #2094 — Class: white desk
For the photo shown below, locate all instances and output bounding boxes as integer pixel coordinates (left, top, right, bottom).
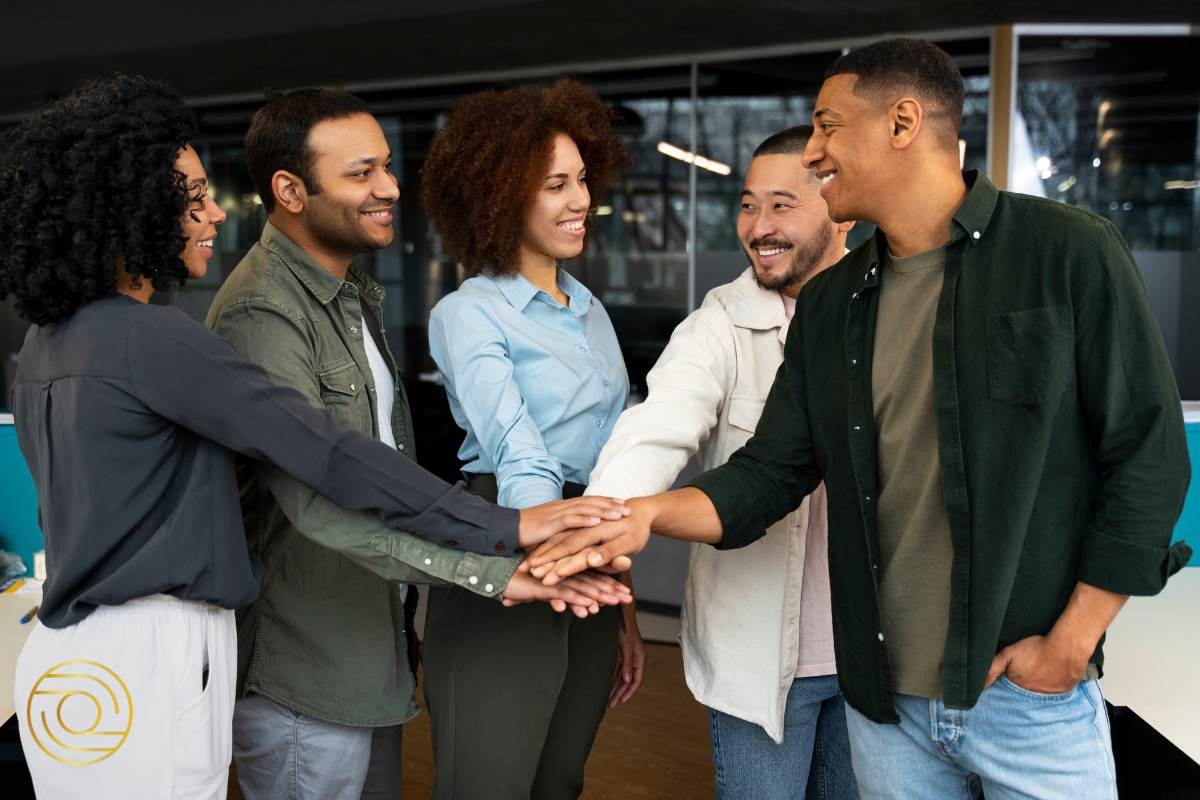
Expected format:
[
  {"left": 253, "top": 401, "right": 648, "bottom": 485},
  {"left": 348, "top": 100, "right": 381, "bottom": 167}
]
[
  {"left": 1100, "top": 568, "right": 1200, "bottom": 764},
  {"left": 0, "top": 582, "right": 42, "bottom": 722}
]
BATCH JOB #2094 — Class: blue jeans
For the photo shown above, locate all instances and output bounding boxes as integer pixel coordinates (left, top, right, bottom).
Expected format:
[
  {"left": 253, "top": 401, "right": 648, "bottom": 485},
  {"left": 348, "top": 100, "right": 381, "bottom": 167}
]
[
  {"left": 844, "top": 678, "right": 1117, "bottom": 800},
  {"left": 708, "top": 674, "right": 859, "bottom": 800}
]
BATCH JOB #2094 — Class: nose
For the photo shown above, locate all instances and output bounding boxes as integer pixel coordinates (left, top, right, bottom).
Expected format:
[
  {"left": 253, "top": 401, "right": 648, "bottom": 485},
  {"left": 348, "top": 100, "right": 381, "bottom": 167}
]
[
  {"left": 375, "top": 170, "right": 400, "bottom": 202},
  {"left": 751, "top": 209, "right": 777, "bottom": 241},
  {"left": 569, "top": 180, "right": 590, "bottom": 212},
  {"left": 802, "top": 135, "right": 823, "bottom": 170},
  {"left": 209, "top": 195, "right": 228, "bottom": 225}
]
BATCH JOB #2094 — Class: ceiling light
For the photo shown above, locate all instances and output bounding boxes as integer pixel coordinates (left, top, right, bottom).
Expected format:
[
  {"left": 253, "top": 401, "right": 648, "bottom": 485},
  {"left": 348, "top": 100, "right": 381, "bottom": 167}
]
[{"left": 656, "top": 141, "right": 732, "bottom": 176}]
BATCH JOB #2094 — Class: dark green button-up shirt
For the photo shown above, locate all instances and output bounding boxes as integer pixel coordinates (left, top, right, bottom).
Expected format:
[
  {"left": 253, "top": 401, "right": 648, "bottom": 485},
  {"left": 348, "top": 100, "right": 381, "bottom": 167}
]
[
  {"left": 691, "top": 172, "right": 1192, "bottom": 723},
  {"left": 207, "top": 224, "right": 521, "bottom": 726}
]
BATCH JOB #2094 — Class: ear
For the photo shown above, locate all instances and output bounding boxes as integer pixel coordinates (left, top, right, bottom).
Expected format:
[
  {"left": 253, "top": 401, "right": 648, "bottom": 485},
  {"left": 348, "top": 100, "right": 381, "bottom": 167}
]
[
  {"left": 888, "top": 97, "right": 923, "bottom": 151},
  {"left": 271, "top": 170, "right": 307, "bottom": 214}
]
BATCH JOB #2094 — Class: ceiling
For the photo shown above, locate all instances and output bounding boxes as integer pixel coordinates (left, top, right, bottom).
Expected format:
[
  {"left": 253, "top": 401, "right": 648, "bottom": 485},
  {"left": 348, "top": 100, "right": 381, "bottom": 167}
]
[{"left": 2, "top": 1, "right": 1195, "bottom": 116}]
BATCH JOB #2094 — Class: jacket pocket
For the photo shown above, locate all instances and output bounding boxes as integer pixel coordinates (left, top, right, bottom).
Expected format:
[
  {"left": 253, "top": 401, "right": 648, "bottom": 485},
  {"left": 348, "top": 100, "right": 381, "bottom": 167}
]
[
  {"left": 317, "top": 357, "right": 368, "bottom": 429},
  {"left": 985, "top": 305, "right": 1072, "bottom": 407},
  {"left": 724, "top": 395, "right": 766, "bottom": 456}
]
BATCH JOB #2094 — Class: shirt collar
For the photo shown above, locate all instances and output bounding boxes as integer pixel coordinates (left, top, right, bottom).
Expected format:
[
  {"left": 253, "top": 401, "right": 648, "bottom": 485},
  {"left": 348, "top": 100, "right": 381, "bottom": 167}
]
[
  {"left": 260, "top": 222, "right": 348, "bottom": 307},
  {"left": 492, "top": 268, "right": 593, "bottom": 316},
  {"left": 858, "top": 170, "right": 999, "bottom": 292}
]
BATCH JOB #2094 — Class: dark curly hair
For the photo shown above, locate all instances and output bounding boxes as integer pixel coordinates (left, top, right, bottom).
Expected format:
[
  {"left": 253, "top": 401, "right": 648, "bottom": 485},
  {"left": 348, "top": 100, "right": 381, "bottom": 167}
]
[
  {"left": 421, "top": 79, "right": 630, "bottom": 275},
  {"left": 0, "top": 75, "right": 197, "bottom": 325}
]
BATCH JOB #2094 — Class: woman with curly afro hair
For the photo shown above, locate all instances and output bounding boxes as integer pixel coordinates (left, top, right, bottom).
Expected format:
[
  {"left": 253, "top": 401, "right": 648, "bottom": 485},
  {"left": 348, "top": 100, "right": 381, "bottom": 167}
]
[
  {"left": 1, "top": 76, "right": 629, "bottom": 799},
  {"left": 422, "top": 78, "right": 646, "bottom": 798}
]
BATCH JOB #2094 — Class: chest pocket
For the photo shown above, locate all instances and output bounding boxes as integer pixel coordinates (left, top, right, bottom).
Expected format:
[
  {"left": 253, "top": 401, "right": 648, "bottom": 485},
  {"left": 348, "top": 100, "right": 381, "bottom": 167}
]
[
  {"left": 985, "top": 305, "right": 1073, "bottom": 407},
  {"left": 317, "top": 357, "right": 369, "bottom": 431},
  {"left": 724, "top": 395, "right": 766, "bottom": 457}
]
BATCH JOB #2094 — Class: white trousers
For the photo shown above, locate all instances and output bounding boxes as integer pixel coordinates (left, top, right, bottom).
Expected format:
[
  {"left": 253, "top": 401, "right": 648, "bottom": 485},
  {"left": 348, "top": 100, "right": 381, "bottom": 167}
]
[{"left": 14, "top": 594, "right": 235, "bottom": 800}]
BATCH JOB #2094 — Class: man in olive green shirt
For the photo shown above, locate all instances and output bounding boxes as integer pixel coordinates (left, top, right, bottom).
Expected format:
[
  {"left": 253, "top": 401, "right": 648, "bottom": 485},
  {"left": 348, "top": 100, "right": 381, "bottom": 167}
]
[
  {"left": 207, "top": 90, "right": 631, "bottom": 800},
  {"left": 527, "top": 39, "right": 1191, "bottom": 798}
]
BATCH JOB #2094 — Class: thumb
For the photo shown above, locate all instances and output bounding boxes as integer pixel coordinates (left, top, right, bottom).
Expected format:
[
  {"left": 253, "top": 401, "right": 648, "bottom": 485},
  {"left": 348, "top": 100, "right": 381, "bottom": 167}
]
[{"left": 985, "top": 648, "right": 1011, "bottom": 689}]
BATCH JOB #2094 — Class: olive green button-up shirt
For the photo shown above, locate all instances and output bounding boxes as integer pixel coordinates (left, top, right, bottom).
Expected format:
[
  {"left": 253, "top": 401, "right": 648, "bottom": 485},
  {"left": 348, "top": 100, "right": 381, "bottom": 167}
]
[
  {"left": 691, "top": 172, "right": 1193, "bottom": 723},
  {"left": 207, "top": 223, "right": 521, "bottom": 726}
]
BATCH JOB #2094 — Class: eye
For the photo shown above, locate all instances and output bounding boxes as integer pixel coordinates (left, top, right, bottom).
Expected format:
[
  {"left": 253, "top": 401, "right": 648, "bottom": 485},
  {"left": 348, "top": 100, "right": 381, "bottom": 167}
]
[{"left": 548, "top": 183, "right": 565, "bottom": 192}]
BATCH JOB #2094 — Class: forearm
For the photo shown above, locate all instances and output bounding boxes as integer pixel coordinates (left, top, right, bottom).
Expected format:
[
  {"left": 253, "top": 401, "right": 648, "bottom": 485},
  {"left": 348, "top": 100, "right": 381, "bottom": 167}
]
[
  {"left": 1047, "top": 581, "right": 1129, "bottom": 662},
  {"left": 638, "top": 487, "right": 723, "bottom": 544},
  {"left": 265, "top": 466, "right": 518, "bottom": 596}
]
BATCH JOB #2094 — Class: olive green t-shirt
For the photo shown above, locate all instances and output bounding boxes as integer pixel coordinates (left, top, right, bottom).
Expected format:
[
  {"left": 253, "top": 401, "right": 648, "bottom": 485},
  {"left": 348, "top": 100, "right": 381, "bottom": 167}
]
[{"left": 872, "top": 245, "right": 951, "bottom": 698}]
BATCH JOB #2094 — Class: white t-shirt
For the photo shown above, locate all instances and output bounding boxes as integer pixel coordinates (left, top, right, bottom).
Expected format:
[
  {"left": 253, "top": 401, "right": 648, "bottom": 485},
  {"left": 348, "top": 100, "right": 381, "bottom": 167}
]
[{"left": 362, "top": 316, "right": 406, "bottom": 601}]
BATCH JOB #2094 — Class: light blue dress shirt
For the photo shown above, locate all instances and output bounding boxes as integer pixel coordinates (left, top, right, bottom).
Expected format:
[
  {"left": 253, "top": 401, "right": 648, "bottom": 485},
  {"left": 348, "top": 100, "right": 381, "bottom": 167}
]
[{"left": 428, "top": 269, "right": 630, "bottom": 510}]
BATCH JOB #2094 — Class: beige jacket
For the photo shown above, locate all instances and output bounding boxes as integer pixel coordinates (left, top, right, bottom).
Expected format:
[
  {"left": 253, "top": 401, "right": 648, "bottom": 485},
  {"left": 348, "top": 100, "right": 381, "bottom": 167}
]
[{"left": 589, "top": 267, "right": 826, "bottom": 743}]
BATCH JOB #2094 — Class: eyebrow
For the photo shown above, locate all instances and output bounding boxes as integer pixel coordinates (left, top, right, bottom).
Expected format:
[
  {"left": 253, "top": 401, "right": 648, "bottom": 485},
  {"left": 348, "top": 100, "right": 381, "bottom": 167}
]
[
  {"left": 813, "top": 108, "right": 838, "bottom": 121},
  {"left": 740, "top": 189, "right": 800, "bottom": 200},
  {"left": 344, "top": 154, "right": 391, "bottom": 170},
  {"left": 545, "top": 168, "right": 586, "bottom": 181}
]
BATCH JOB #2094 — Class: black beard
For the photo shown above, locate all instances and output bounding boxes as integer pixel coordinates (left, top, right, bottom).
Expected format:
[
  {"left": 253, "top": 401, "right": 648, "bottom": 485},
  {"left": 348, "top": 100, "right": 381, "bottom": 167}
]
[{"left": 747, "top": 222, "right": 833, "bottom": 293}]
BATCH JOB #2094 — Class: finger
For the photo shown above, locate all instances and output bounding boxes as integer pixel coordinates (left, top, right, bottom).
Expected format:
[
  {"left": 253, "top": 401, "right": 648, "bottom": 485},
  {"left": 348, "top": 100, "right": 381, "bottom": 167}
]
[
  {"left": 570, "top": 603, "right": 592, "bottom": 619},
  {"left": 570, "top": 572, "right": 631, "bottom": 596},
  {"left": 529, "top": 530, "right": 608, "bottom": 567},
  {"left": 561, "top": 497, "right": 631, "bottom": 518},
  {"left": 582, "top": 539, "right": 635, "bottom": 571},
  {"left": 516, "top": 559, "right": 531, "bottom": 574},
  {"left": 549, "top": 598, "right": 567, "bottom": 613},
  {"left": 543, "top": 551, "right": 596, "bottom": 584},
  {"left": 984, "top": 651, "right": 1009, "bottom": 688}
]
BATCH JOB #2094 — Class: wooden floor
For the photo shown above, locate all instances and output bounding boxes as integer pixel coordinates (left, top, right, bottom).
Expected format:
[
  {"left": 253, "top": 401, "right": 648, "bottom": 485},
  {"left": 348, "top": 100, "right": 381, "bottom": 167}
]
[{"left": 230, "top": 642, "right": 714, "bottom": 799}]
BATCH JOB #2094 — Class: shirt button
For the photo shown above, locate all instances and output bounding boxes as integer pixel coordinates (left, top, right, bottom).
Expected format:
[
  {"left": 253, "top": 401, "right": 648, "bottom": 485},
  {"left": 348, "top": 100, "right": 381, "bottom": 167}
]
[
  {"left": 350, "top": 383, "right": 356, "bottom": 391},
  {"left": 468, "top": 576, "right": 479, "bottom": 585},
  {"left": 350, "top": 325, "right": 360, "bottom": 335},
  {"left": 424, "top": 558, "right": 433, "bottom": 566},
  {"left": 870, "top": 266, "right": 878, "bottom": 276},
  {"left": 494, "top": 542, "right": 507, "bottom": 553},
  {"left": 864, "top": 496, "right": 871, "bottom": 502},
  {"left": 878, "top": 632, "right": 885, "bottom": 642},
  {"left": 853, "top": 425, "right": 862, "bottom": 431},
  {"left": 485, "top": 583, "right": 494, "bottom": 592},
  {"left": 851, "top": 292, "right": 859, "bottom": 300},
  {"left": 850, "top": 358, "right": 858, "bottom": 366},
  {"left": 972, "top": 231, "right": 981, "bottom": 240},
  {"left": 398, "top": 443, "right": 406, "bottom": 451},
  {"left": 578, "top": 344, "right": 589, "bottom": 351}
]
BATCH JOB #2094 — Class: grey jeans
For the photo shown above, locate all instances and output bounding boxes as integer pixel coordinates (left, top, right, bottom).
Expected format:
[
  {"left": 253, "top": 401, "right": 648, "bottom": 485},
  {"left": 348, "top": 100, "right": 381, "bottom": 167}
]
[{"left": 233, "top": 692, "right": 402, "bottom": 800}]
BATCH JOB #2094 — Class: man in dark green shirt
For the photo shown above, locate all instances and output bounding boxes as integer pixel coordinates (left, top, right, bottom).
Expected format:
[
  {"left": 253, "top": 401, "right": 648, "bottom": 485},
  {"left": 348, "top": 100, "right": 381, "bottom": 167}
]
[{"left": 527, "top": 39, "right": 1191, "bottom": 797}]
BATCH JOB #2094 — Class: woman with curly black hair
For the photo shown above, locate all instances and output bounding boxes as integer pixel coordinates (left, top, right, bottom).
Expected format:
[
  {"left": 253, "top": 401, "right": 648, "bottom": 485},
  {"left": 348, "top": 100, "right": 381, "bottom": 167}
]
[
  {"left": 1, "top": 76, "right": 631, "bottom": 800},
  {"left": 421, "top": 79, "right": 645, "bottom": 799}
]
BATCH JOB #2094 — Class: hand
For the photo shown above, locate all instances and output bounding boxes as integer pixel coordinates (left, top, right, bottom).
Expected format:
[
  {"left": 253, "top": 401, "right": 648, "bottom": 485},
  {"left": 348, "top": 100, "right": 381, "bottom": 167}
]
[
  {"left": 985, "top": 633, "right": 1090, "bottom": 694},
  {"left": 517, "top": 496, "right": 632, "bottom": 549},
  {"left": 609, "top": 603, "right": 646, "bottom": 708},
  {"left": 500, "top": 569, "right": 633, "bottom": 619},
  {"left": 525, "top": 500, "right": 655, "bottom": 585}
]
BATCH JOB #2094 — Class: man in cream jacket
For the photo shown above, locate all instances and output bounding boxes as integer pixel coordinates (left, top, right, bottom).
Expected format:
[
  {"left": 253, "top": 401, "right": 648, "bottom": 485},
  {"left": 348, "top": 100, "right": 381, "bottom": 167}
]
[{"left": 588, "top": 126, "right": 857, "bottom": 799}]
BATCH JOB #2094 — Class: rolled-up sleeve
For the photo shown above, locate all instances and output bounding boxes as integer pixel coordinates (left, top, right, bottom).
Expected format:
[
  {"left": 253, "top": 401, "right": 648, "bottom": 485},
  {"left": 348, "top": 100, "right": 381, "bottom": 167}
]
[
  {"left": 127, "top": 301, "right": 519, "bottom": 593},
  {"left": 1073, "top": 221, "right": 1192, "bottom": 595}
]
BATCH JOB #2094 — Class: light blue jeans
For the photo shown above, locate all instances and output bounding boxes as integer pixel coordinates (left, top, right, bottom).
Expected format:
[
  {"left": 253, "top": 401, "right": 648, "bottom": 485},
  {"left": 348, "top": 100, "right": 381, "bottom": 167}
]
[
  {"left": 845, "top": 678, "right": 1117, "bottom": 800},
  {"left": 708, "top": 674, "right": 859, "bottom": 799}
]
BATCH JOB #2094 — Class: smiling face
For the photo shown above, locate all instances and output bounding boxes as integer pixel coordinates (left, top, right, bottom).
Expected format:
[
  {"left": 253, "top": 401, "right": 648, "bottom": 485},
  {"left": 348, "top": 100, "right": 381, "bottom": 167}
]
[
  {"left": 736, "top": 153, "right": 838, "bottom": 294},
  {"left": 803, "top": 73, "right": 892, "bottom": 225},
  {"left": 300, "top": 112, "right": 399, "bottom": 259},
  {"left": 519, "top": 132, "right": 591, "bottom": 265},
  {"left": 176, "top": 145, "right": 227, "bottom": 279}
]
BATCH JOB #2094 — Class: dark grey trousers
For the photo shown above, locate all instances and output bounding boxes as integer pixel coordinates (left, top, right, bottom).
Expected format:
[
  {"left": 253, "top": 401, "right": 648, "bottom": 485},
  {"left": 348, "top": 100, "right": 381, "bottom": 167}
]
[{"left": 421, "top": 585, "right": 620, "bottom": 799}]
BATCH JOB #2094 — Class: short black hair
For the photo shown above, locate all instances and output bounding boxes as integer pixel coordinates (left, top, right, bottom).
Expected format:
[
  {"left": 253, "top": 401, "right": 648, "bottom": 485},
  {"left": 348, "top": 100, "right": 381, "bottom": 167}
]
[
  {"left": 825, "top": 38, "right": 965, "bottom": 144},
  {"left": 753, "top": 125, "right": 814, "bottom": 157},
  {"left": 0, "top": 75, "right": 197, "bottom": 325},
  {"left": 244, "top": 89, "right": 371, "bottom": 213}
]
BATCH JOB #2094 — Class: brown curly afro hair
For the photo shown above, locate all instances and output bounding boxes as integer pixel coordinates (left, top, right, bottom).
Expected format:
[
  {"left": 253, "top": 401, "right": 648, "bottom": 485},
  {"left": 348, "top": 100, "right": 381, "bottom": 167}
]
[{"left": 421, "top": 79, "right": 629, "bottom": 276}]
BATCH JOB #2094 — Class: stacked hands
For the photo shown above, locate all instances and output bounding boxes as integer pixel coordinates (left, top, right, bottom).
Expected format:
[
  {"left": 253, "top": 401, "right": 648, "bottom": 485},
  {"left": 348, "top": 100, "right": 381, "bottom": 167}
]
[{"left": 509, "top": 496, "right": 654, "bottom": 615}]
